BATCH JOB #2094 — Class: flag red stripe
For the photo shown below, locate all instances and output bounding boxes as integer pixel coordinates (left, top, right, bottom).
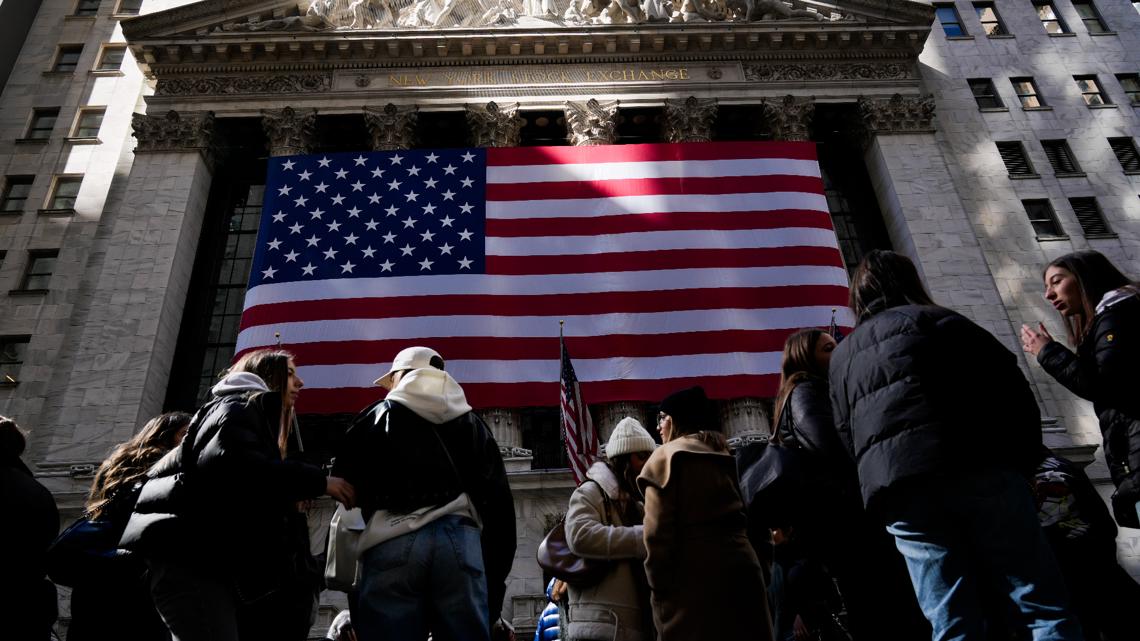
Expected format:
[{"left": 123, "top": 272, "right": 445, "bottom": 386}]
[
  {"left": 296, "top": 374, "right": 781, "bottom": 414},
  {"left": 487, "top": 246, "right": 842, "bottom": 275},
  {"left": 486, "top": 210, "right": 835, "bottom": 237},
  {"left": 486, "top": 175, "right": 824, "bottom": 201},
  {"left": 238, "top": 285, "right": 847, "bottom": 329},
  {"left": 487, "top": 141, "right": 817, "bottom": 166}
]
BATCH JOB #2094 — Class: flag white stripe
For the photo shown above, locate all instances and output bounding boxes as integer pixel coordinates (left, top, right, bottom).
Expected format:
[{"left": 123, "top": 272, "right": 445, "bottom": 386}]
[
  {"left": 236, "top": 306, "right": 856, "bottom": 351},
  {"left": 241, "top": 266, "right": 850, "bottom": 308},
  {"left": 486, "top": 227, "right": 839, "bottom": 256},
  {"left": 298, "top": 352, "right": 786, "bottom": 388},
  {"left": 486, "top": 158, "right": 822, "bottom": 184},
  {"left": 486, "top": 192, "right": 829, "bottom": 219}
]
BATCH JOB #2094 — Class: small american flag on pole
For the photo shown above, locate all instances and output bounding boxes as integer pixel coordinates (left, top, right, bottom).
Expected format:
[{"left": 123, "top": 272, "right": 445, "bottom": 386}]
[
  {"left": 560, "top": 326, "right": 598, "bottom": 483},
  {"left": 236, "top": 141, "right": 854, "bottom": 414}
]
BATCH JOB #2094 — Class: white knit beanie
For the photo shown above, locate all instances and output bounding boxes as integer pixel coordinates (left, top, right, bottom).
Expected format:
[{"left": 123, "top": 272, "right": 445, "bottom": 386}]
[{"left": 606, "top": 417, "right": 657, "bottom": 458}]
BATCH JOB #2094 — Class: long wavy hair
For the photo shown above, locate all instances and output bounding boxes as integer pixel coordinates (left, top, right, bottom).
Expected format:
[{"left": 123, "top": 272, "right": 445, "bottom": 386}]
[
  {"left": 86, "top": 411, "right": 191, "bottom": 519},
  {"left": 227, "top": 349, "right": 295, "bottom": 457},
  {"left": 1045, "top": 251, "right": 1137, "bottom": 346},
  {"left": 772, "top": 328, "right": 828, "bottom": 441}
]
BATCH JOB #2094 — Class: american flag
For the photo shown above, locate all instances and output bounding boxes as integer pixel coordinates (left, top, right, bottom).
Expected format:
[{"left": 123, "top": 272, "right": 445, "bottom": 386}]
[
  {"left": 236, "top": 142, "right": 854, "bottom": 414},
  {"left": 560, "top": 333, "right": 598, "bottom": 483}
]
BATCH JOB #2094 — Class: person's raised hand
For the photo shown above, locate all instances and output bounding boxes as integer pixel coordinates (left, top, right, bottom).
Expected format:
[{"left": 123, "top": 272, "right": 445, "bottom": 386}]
[
  {"left": 326, "top": 476, "right": 356, "bottom": 509},
  {"left": 1020, "top": 322, "right": 1054, "bottom": 357}
]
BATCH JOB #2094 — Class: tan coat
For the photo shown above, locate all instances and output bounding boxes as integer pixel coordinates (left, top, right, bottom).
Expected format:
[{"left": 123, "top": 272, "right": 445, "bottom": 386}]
[
  {"left": 637, "top": 435, "right": 773, "bottom": 641},
  {"left": 565, "top": 461, "right": 652, "bottom": 641}
]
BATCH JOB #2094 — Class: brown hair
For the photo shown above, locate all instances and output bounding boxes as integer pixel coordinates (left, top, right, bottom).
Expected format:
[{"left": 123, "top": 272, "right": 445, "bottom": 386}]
[
  {"left": 606, "top": 453, "right": 646, "bottom": 523},
  {"left": 849, "top": 250, "right": 935, "bottom": 323},
  {"left": 772, "top": 328, "right": 828, "bottom": 440},
  {"left": 228, "top": 349, "right": 295, "bottom": 457},
  {"left": 1044, "top": 251, "right": 1137, "bottom": 346},
  {"left": 0, "top": 415, "right": 26, "bottom": 461},
  {"left": 667, "top": 413, "right": 728, "bottom": 452},
  {"left": 86, "top": 412, "right": 191, "bottom": 519}
]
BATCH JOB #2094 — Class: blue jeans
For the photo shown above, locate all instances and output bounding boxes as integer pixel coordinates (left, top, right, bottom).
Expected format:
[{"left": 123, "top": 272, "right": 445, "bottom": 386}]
[
  {"left": 883, "top": 470, "right": 1083, "bottom": 641},
  {"left": 356, "top": 515, "right": 490, "bottom": 641}
]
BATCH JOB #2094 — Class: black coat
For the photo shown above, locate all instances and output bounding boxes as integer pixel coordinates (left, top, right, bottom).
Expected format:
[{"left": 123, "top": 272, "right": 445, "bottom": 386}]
[
  {"left": 333, "top": 399, "right": 517, "bottom": 619},
  {"left": 1038, "top": 294, "right": 1140, "bottom": 496},
  {"left": 0, "top": 457, "right": 59, "bottom": 639},
  {"left": 829, "top": 304, "right": 1042, "bottom": 510},
  {"left": 120, "top": 391, "right": 327, "bottom": 600}
]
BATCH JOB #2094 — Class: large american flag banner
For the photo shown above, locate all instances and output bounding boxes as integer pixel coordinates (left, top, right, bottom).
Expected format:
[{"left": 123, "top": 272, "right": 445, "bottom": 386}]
[{"left": 236, "top": 142, "right": 854, "bottom": 414}]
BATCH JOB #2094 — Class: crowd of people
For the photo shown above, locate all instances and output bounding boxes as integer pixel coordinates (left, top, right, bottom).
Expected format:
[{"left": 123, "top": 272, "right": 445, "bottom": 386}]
[{"left": 2, "top": 248, "right": 1138, "bottom": 641}]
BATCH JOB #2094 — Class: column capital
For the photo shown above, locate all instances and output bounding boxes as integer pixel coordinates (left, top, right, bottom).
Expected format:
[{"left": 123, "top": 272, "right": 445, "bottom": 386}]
[
  {"left": 363, "top": 104, "right": 418, "bottom": 151},
  {"left": 261, "top": 106, "right": 318, "bottom": 157},
  {"left": 719, "top": 397, "right": 772, "bottom": 446},
  {"left": 663, "top": 97, "right": 718, "bottom": 143},
  {"left": 564, "top": 99, "right": 619, "bottom": 147},
  {"left": 858, "top": 94, "right": 936, "bottom": 136},
  {"left": 761, "top": 95, "right": 815, "bottom": 142},
  {"left": 465, "top": 101, "right": 525, "bottom": 148},
  {"left": 131, "top": 110, "right": 216, "bottom": 164}
]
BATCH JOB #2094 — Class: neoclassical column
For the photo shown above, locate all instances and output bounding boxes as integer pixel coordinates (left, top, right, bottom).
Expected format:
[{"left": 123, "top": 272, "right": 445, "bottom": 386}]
[
  {"left": 363, "top": 103, "right": 418, "bottom": 151},
  {"left": 563, "top": 99, "right": 619, "bottom": 146},
  {"left": 465, "top": 101, "right": 525, "bottom": 148},
  {"left": 761, "top": 95, "right": 815, "bottom": 142},
  {"left": 482, "top": 408, "right": 532, "bottom": 466},
  {"left": 857, "top": 93, "right": 936, "bottom": 139},
  {"left": 596, "top": 401, "right": 652, "bottom": 451},
  {"left": 132, "top": 110, "right": 217, "bottom": 167},
  {"left": 720, "top": 398, "right": 772, "bottom": 446},
  {"left": 261, "top": 106, "right": 318, "bottom": 157},
  {"left": 663, "top": 96, "right": 718, "bottom": 143}
]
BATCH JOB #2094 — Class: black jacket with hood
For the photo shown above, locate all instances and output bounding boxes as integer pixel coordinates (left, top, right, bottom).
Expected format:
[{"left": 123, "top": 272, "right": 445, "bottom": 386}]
[{"left": 332, "top": 367, "right": 517, "bottom": 619}]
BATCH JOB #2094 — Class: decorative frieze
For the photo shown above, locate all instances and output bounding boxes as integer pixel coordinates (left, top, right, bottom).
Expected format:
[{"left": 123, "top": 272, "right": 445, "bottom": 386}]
[
  {"left": 363, "top": 104, "right": 418, "bottom": 151},
  {"left": 743, "top": 62, "right": 912, "bottom": 83},
  {"left": 564, "top": 99, "right": 620, "bottom": 147},
  {"left": 761, "top": 95, "right": 815, "bottom": 142},
  {"left": 663, "top": 96, "right": 718, "bottom": 143},
  {"left": 155, "top": 74, "right": 331, "bottom": 96},
  {"left": 858, "top": 93, "right": 936, "bottom": 135},
  {"left": 261, "top": 107, "right": 318, "bottom": 157},
  {"left": 131, "top": 110, "right": 216, "bottom": 161},
  {"left": 466, "top": 101, "right": 525, "bottom": 148}
]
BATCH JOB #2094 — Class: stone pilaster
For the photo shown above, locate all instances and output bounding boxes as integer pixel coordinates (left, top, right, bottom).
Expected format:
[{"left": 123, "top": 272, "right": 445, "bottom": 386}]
[
  {"left": 596, "top": 401, "right": 652, "bottom": 451},
  {"left": 465, "top": 101, "right": 525, "bottom": 148},
  {"left": 261, "top": 106, "right": 318, "bottom": 157},
  {"left": 564, "top": 99, "right": 619, "bottom": 147},
  {"left": 663, "top": 97, "right": 718, "bottom": 143},
  {"left": 719, "top": 398, "right": 771, "bottom": 447},
  {"left": 761, "top": 95, "right": 815, "bottom": 142},
  {"left": 363, "top": 103, "right": 418, "bottom": 151},
  {"left": 132, "top": 110, "right": 217, "bottom": 168}
]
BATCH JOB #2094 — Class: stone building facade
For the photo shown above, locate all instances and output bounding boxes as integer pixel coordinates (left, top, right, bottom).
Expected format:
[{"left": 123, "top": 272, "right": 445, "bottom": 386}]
[{"left": 0, "top": 0, "right": 1138, "bottom": 637}]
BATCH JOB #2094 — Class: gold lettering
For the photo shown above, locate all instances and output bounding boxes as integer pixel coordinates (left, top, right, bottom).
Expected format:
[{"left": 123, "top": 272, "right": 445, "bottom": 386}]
[
  {"left": 638, "top": 70, "right": 649, "bottom": 80},
  {"left": 650, "top": 70, "right": 664, "bottom": 80},
  {"left": 416, "top": 75, "right": 428, "bottom": 86},
  {"left": 679, "top": 68, "right": 689, "bottom": 80},
  {"left": 665, "top": 69, "right": 679, "bottom": 80},
  {"left": 390, "top": 74, "right": 408, "bottom": 87}
]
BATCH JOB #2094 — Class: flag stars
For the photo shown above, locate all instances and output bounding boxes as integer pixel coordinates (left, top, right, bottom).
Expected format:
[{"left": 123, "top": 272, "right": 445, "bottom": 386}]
[
  {"left": 441, "top": 190, "right": 455, "bottom": 201},
  {"left": 298, "top": 170, "right": 312, "bottom": 182},
  {"left": 424, "top": 177, "right": 438, "bottom": 189},
  {"left": 419, "top": 257, "right": 434, "bottom": 271},
  {"left": 390, "top": 154, "right": 404, "bottom": 165},
  {"left": 439, "top": 243, "right": 454, "bottom": 255},
  {"left": 293, "top": 195, "right": 309, "bottom": 207},
  {"left": 318, "top": 157, "right": 332, "bottom": 168},
  {"left": 351, "top": 180, "right": 365, "bottom": 192},
  {"left": 362, "top": 246, "right": 377, "bottom": 258},
  {"left": 420, "top": 230, "right": 436, "bottom": 243},
  {"left": 306, "top": 234, "right": 321, "bottom": 247},
  {"left": 461, "top": 151, "right": 476, "bottom": 163},
  {"left": 422, "top": 203, "right": 436, "bottom": 215},
  {"left": 347, "top": 207, "right": 362, "bottom": 218},
  {"left": 327, "top": 221, "right": 341, "bottom": 232},
  {"left": 289, "top": 222, "right": 304, "bottom": 235},
  {"left": 277, "top": 185, "right": 293, "bottom": 196},
  {"left": 310, "top": 208, "right": 325, "bottom": 220},
  {"left": 344, "top": 233, "right": 359, "bottom": 245},
  {"left": 443, "top": 164, "right": 457, "bottom": 175},
  {"left": 323, "top": 247, "right": 339, "bottom": 260},
  {"left": 385, "top": 205, "right": 399, "bottom": 217},
  {"left": 440, "top": 215, "right": 455, "bottom": 228},
  {"left": 314, "top": 182, "right": 329, "bottom": 194},
  {"left": 459, "top": 203, "right": 474, "bottom": 214},
  {"left": 272, "top": 211, "right": 287, "bottom": 223},
  {"left": 302, "top": 263, "right": 317, "bottom": 276},
  {"left": 380, "top": 259, "right": 394, "bottom": 272},
  {"left": 262, "top": 266, "right": 278, "bottom": 279},
  {"left": 341, "top": 261, "right": 356, "bottom": 274},
  {"left": 458, "top": 229, "right": 474, "bottom": 241},
  {"left": 284, "top": 250, "right": 299, "bottom": 263},
  {"left": 267, "top": 238, "right": 282, "bottom": 250},
  {"left": 400, "top": 244, "right": 415, "bottom": 256},
  {"left": 354, "top": 155, "right": 368, "bottom": 166},
  {"left": 331, "top": 194, "right": 346, "bottom": 206},
  {"left": 364, "top": 219, "right": 380, "bottom": 231},
  {"left": 387, "top": 179, "right": 402, "bottom": 191},
  {"left": 402, "top": 216, "right": 417, "bottom": 229},
  {"left": 458, "top": 257, "right": 473, "bottom": 269},
  {"left": 460, "top": 177, "right": 475, "bottom": 188},
  {"left": 382, "top": 231, "right": 397, "bottom": 244},
  {"left": 406, "top": 165, "right": 421, "bottom": 177},
  {"left": 371, "top": 167, "right": 385, "bottom": 178},
  {"left": 425, "top": 152, "right": 439, "bottom": 164},
  {"left": 404, "top": 191, "right": 420, "bottom": 203},
  {"left": 368, "top": 193, "right": 382, "bottom": 204},
  {"left": 281, "top": 160, "right": 295, "bottom": 171},
  {"left": 335, "top": 168, "right": 349, "bottom": 180}
]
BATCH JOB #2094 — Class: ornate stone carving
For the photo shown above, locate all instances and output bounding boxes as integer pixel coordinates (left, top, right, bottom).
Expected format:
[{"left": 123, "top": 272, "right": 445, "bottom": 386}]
[
  {"left": 663, "top": 96, "right": 718, "bottom": 143},
  {"left": 564, "top": 99, "right": 619, "bottom": 147},
  {"left": 743, "top": 63, "right": 912, "bottom": 83},
  {"left": 215, "top": 13, "right": 333, "bottom": 31},
  {"left": 466, "top": 101, "right": 525, "bottom": 148},
  {"left": 363, "top": 104, "right": 419, "bottom": 151},
  {"left": 132, "top": 110, "right": 216, "bottom": 159},
  {"left": 760, "top": 95, "right": 815, "bottom": 142},
  {"left": 719, "top": 397, "right": 772, "bottom": 441},
  {"left": 858, "top": 94, "right": 936, "bottom": 135},
  {"left": 483, "top": 408, "right": 524, "bottom": 449},
  {"left": 597, "top": 401, "right": 651, "bottom": 449},
  {"left": 155, "top": 75, "right": 332, "bottom": 97},
  {"left": 261, "top": 107, "right": 318, "bottom": 157}
]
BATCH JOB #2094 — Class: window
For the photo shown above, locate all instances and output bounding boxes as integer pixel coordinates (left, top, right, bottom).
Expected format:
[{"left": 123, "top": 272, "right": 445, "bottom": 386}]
[
  {"left": 52, "top": 46, "right": 83, "bottom": 73},
  {"left": 73, "top": 0, "right": 100, "bottom": 16},
  {"left": 1041, "top": 140, "right": 1082, "bottom": 175},
  {"left": 1069, "top": 198, "right": 1113, "bottom": 237},
  {"left": 70, "top": 109, "right": 104, "bottom": 139},
  {"left": 969, "top": 78, "right": 1003, "bottom": 108},
  {"left": 0, "top": 336, "right": 30, "bottom": 384},
  {"left": 20, "top": 250, "right": 58, "bottom": 291},
  {"left": 1071, "top": 2, "right": 1109, "bottom": 33},
  {"left": 1011, "top": 78, "right": 1046, "bottom": 108},
  {"left": 114, "top": 0, "right": 142, "bottom": 14},
  {"left": 1117, "top": 74, "right": 1140, "bottom": 105},
  {"left": 47, "top": 176, "right": 82, "bottom": 210},
  {"left": 1, "top": 177, "right": 33, "bottom": 212},
  {"left": 1074, "top": 75, "right": 1110, "bottom": 106},
  {"left": 973, "top": 3, "right": 1006, "bottom": 36},
  {"left": 1108, "top": 137, "right": 1140, "bottom": 173},
  {"left": 1033, "top": 1, "right": 1068, "bottom": 34},
  {"left": 24, "top": 108, "right": 59, "bottom": 140},
  {"left": 934, "top": 4, "right": 968, "bottom": 37},
  {"left": 996, "top": 142, "right": 1036, "bottom": 176},
  {"left": 95, "top": 46, "right": 125, "bottom": 72},
  {"left": 1023, "top": 200, "right": 1065, "bottom": 238}
]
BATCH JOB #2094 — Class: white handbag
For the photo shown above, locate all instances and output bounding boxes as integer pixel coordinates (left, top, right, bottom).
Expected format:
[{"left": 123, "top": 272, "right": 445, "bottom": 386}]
[{"left": 324, "top": 504, "right": 366, "bottom": 592}]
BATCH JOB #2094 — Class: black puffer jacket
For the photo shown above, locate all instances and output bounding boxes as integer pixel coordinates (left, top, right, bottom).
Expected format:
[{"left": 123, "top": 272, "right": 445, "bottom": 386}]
[
  {"left": 1038, "top": 293, "right": 1140, "bottom": 498},
  {"left": 829, "top": 304, "right": 1042, "bottom": 510},
  {"left": 120, "top": 390, "right": 327, "bottom": 598}
]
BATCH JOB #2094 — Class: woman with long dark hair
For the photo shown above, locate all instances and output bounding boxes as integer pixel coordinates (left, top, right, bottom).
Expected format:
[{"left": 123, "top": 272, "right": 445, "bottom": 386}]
[
  {"left": 67, "top": 411, "right": 191, "bottom": 641},
  {"left": 563, "top": 417, "right": 656, "bottom": 641},
  {"left": 638, "top": 386, "right": 773, "bottom": 641},
  {"left": 121, "top": 349, "right": 355, "bottom": 641}
]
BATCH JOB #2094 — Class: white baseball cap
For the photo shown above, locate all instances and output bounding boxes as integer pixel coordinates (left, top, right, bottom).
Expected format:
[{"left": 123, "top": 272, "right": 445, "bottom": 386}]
[{"left": 374, "top": 346, "right": 444, "bottom": 388}]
